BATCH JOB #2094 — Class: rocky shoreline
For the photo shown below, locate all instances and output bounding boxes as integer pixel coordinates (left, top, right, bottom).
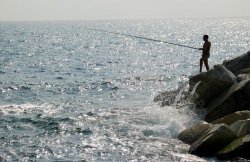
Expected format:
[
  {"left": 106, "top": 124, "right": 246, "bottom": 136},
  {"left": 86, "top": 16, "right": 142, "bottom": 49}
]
[{"left": 156, "top": 51, "right": 250, "bottom": 161}]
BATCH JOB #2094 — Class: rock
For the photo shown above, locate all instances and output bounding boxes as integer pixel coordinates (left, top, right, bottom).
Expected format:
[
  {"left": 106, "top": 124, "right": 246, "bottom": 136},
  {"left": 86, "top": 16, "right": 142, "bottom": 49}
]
[
  {"left": 87, "top": 111, "right": 95, "bottom": 116},
  {"left": 154, "top": 82, "right": 189, "bottom": 106},
  {"left": 212, "top": 110, "right": 250, "bottom": 125},
  {"left": 189, "top": 124, "right": 236, "bottom": 157},
  {"left": 185, "top": 51, "right": 250, "bottom": 160},
  {"left": 217, "top": 134, "right": 250, "bottom": 160},
  {"left": 76, "top": 128, "right": 93, "bottom": 135},
  {"left": 241, "top": 68, "right": 250, "bottom": 74},
  {"left": 189, "top": 72, "right": 206, "bottom": 92},
  {"left": 192, "top": 64, "right": 237, "bottom": 107},
  {"left": 238, "top": 73, "right": 250, "bottom": 82},
  {"left": 230, "top": 119, "right": 250, "bottom": 137},
  {"left": 231, "top": 157, "right": 250, "bottom": 162},
  {"left": 223, "top": 51, "right": 250, "bottom": 76},
  {"left": 178, "top": 121, "right": 213, "bottom": 144},
  {"left": 154, "top": 89, "right": 179, "bottom": 106},
  {"left": 204, "top": 78, "right": 250, "bottom": 122},
  {"left": 237, "top": 68, "right": 250, "bottom": 82}
]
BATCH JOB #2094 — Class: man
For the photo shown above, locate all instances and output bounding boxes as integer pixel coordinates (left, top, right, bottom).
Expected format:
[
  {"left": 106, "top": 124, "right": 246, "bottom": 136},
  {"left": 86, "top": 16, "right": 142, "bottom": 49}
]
[{"left": 199, "top": 35, "right": 211, "bottom": 72}]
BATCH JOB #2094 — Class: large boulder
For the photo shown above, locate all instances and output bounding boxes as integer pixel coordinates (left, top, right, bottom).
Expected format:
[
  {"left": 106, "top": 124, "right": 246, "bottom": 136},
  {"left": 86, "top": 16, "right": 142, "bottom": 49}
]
[
  {"left": 204, "top": 78, "right": 250, "bottom": 122},
  {"left": 217, "top": 134, "right": 250, "bottom": 160},
  {"left": 212, "top": 110, "right": 250, "bottom": 125},
  {"left": 178, "top": 121, "right": 213, "bottom": 144},
  {"left": 191, "top": 64, "right": 237, "bottom": 107},
  {"left": 189, "top": 124, "right": 236, "bottom": 157},
  {"left": 223, "top": 51, "right": 250, "bottom": 76},
  {"left": 230, "top": 119, "right": 250, "bottom": 137},
  {"left": 189, "top": 72, "right": 206, "bottom": 92}
]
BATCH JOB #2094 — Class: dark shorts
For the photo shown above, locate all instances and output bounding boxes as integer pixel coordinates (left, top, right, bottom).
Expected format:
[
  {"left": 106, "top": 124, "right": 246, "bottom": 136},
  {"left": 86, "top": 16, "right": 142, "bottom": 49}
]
[{"left": 202, "top": 53, "right": 210, "bottom": 59}]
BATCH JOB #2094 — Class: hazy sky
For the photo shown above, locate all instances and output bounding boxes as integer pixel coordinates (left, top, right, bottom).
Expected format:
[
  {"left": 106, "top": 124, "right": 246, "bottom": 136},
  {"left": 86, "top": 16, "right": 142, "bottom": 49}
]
[{"left": 0, "top": 0, "right": 250, "bottom": 21}]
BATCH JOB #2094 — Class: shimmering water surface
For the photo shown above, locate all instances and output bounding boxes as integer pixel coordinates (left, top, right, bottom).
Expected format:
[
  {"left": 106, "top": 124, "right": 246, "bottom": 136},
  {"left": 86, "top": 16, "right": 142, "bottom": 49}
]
[{"left": 0, "top": 18, "right": 249, "bottom": 161}]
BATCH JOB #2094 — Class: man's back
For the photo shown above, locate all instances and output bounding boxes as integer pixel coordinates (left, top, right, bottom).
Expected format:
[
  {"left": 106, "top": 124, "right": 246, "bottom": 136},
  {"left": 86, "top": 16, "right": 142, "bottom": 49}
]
[{"left": 203, "top": 41, "right": 211, "bottom": 55}]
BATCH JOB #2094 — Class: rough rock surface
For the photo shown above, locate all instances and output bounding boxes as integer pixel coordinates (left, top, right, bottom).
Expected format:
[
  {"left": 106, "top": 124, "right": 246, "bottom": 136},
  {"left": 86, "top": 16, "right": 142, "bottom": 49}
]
[
  {"left": 189, "top": 124, "right": 236, "bottom": 157},
  {"left": 175, "top": 51, "right": 250, "bottom": 160},
  {"left": 189, "top": 72, "right": 206, "bottom": 92},
  {"left": 217, "top": 134, "right": 250, "bottom": 160},
  {"left": 237, "top": 68, "right": 250, "bottom": 82},
  {"left": 230, "top": 119, "right": 250, "bottom": 137},
  {"left": 212, "top": 110, "right": 250, "bottom": 125},
  {"left": 223, "top": 51, "right": 250, "bottom": 76},
  {"left": 178, "top": 121, "right": 213, "bottom": 144},
  {"left": 154, "top": 82, "right": 189, "bottom": 106},
  {"left": 204, "top": 78, "right": 250, "bottom": 122},
  {"left": 191, "top": 64, "right": 237, "bottom": 107}
]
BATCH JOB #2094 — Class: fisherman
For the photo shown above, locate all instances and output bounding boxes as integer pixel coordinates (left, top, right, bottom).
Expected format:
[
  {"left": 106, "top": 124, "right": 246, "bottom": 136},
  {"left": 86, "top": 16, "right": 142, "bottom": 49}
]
[{"left": 199, "top": 35, "right": 211, "bottom": 72}]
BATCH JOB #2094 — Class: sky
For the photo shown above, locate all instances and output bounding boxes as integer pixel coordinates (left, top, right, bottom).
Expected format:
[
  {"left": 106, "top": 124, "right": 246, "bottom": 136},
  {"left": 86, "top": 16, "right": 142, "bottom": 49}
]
[{"left": 0, "top": 0, "right": 250, "bottom": 21}]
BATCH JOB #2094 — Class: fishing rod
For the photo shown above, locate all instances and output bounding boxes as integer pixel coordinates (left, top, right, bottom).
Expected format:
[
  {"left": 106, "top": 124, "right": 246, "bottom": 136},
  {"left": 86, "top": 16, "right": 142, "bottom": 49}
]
[{"left": 87, "top": 28, "right": 199, "bottom": 50}]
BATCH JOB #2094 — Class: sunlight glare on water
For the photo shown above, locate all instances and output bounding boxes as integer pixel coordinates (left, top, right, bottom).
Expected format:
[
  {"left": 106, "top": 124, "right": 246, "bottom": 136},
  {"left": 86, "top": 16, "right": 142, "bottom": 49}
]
[{"left": 0, "top": 18, "right": 249, "bottom": 161}]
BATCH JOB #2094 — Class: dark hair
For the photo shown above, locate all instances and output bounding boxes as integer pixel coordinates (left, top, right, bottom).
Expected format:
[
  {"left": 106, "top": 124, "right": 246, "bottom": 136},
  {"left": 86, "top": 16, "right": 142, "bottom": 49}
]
[{"left": 204, "top": 35, "right": 209, "bottom": 39}]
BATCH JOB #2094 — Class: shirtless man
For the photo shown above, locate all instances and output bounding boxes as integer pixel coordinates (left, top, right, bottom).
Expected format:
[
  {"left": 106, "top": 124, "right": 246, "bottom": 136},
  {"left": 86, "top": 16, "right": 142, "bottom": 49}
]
[{"left": 199, "top": 35, "right": 211, "bottom": 72}]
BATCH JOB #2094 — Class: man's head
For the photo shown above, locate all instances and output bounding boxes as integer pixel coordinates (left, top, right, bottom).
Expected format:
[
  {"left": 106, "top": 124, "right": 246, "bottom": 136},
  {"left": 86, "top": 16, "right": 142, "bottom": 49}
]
[{"left": 203, "top": 35, "right": 209, "bottom": 41}]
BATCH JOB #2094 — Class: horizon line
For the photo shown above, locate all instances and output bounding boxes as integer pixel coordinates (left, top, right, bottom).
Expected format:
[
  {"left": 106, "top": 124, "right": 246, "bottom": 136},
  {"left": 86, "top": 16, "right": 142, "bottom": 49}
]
[{"left": 0, "top": 16, "right": 249, "bottom": 23}]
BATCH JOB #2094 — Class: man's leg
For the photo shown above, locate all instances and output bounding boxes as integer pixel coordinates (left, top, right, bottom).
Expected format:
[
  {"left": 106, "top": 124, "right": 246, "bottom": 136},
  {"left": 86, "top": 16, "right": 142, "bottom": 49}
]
[
  {"left": 200, "top": 58, "right": 203, "bottom": 72},
  {"left": 204, "top": 59, "right": 209, "bottom": 71}
]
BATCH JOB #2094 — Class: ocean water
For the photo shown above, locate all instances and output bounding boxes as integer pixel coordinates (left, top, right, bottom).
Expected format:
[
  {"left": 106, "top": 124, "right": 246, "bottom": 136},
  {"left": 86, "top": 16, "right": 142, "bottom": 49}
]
[{"left": 0, "top": 18, "right": 249, "bottom": 161}]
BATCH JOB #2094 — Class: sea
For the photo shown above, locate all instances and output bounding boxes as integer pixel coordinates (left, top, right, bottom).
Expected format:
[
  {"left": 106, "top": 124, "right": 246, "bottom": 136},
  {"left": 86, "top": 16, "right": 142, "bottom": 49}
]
[{"left": 0, "top": 18, "right": 249, "bottom": 162}]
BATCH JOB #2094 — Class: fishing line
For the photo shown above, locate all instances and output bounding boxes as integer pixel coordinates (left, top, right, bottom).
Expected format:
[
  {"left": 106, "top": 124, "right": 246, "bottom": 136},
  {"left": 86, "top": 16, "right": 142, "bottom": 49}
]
[{"left": 87, "top": 28, "right": 199, "bottom": 50}]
